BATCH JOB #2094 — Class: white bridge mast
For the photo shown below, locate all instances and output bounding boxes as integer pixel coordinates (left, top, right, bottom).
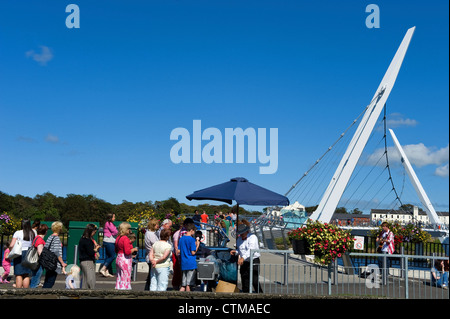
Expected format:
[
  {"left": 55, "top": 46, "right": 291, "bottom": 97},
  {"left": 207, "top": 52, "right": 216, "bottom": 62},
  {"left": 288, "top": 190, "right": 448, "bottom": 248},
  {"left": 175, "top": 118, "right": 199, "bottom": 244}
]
[
  {"left": 310, "top": 27, "right": 416, "bottom": 223},
  {"left": 389, "top": 129, "right": 443, "bottom": 227}
]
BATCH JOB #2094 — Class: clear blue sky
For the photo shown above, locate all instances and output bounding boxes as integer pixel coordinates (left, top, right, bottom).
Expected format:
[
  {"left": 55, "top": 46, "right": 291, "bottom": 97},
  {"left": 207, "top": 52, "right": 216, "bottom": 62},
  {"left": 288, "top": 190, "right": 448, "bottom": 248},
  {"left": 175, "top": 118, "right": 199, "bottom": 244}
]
[{"left": 0, "top": 0, "right": 448, "bottom": 213}]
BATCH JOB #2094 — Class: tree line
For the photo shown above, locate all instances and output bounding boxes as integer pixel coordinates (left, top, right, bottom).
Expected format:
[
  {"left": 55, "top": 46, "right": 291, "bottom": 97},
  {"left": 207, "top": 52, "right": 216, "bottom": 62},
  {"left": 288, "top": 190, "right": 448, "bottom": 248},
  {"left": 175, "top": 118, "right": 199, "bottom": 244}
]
[{"left": 0, "top": 191, "right": 259, "bottom": 229}]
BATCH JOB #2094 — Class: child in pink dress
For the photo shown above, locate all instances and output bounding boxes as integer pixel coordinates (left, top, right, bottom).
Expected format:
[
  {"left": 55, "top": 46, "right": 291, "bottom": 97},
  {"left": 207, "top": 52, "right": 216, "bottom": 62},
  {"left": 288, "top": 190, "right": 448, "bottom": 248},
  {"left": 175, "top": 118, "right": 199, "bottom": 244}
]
[{"left": 1, "top": 243, "right": 11, "bottom": 283}]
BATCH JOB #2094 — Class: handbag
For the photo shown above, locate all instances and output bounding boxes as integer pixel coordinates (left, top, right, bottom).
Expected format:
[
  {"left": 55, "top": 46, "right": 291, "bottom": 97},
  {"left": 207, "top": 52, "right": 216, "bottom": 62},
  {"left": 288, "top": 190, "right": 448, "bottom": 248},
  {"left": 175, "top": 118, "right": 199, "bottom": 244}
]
[
  {"left": 8, "top": 238, "right": 22, "bottom": 260},
  {"left": 21, "top": 237, "right": 40, "bottom": 270},
  {"left": 39, "top": 236, "right": 58, "bottom": 271}
]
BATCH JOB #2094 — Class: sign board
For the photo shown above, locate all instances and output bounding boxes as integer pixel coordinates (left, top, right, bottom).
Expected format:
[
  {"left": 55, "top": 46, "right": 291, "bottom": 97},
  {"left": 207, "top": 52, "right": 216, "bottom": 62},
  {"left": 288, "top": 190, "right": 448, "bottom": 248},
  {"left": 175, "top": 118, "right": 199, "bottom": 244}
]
[
  {"left": 353, "top": 236, "right": 365, "bottom": 250},
  {"left": 200, "top": 229, "right": 208, "bottom": 246}
]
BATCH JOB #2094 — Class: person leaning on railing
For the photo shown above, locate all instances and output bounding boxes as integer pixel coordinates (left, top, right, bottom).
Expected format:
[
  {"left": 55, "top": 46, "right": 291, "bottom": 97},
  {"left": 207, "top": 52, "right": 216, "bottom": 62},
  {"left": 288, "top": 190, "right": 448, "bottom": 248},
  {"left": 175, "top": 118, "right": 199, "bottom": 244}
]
[{"left": 431, "top": 259, "right": 448, "bottom": 289}]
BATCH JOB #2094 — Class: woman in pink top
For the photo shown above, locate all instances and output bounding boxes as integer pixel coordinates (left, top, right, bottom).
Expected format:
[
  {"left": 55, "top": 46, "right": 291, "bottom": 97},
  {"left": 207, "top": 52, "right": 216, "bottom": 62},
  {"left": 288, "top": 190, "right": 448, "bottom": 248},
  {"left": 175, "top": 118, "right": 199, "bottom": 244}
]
[
  {"left": 100, "top": 213, "right": 118, "bottom": 277},
  {"left": 114, "top": 222, "right": 138, "bottom": 290}
]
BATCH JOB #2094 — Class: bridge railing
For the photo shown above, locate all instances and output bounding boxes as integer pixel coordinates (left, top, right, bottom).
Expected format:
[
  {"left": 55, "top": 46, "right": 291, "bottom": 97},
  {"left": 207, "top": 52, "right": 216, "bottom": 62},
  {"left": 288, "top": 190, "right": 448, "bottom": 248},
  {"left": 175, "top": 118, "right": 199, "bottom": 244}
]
[
  {"left": 248, "top": 249, "right": 449, "bottom": 299},
  {"left": 245, "top": 216, "right": 449, "bottom": 263}
]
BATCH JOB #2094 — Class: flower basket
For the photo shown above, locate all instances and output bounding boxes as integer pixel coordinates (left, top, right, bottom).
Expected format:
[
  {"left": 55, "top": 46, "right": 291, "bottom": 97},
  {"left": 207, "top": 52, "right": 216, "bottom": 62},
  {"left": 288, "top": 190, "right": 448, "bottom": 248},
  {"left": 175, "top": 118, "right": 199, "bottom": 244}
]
[
  {"left": 288, "top": 219, "right": 355, "bottom": 265},
  {"left": 126, "top": 208, "right": 186, "bottom": 232},
  {"left": 0, "top": 212, "right": 20, "bottom": 235},
  {"left": 291, "top": 239, "right": 311, "bottom": 255}
]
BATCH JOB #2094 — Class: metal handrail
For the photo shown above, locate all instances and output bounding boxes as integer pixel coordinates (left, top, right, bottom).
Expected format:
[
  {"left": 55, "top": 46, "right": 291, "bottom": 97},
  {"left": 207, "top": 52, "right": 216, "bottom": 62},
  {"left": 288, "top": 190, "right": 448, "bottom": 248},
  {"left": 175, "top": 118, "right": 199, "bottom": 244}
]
[{"left": 248, "top": 248, "right": 449, "bottom": 298}]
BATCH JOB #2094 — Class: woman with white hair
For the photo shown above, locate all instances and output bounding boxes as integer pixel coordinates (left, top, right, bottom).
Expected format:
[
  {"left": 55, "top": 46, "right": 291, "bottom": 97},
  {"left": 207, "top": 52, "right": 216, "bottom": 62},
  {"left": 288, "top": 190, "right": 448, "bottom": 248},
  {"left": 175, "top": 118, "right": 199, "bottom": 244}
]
[
  {"left": 144, "top": 219, "right": 159, "bottom": 290},
  {"left": 43, "top": 221, "right": 67, "bottom": 288},
  {"left": 157, "top": 219, "right": 172, "bottom": 236}
]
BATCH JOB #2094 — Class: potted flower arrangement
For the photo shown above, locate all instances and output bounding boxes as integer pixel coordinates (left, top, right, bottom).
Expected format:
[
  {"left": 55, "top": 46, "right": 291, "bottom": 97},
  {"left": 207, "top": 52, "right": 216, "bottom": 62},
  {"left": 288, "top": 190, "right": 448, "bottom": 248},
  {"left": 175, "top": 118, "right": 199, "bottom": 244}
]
[
  {"left": 0, "top": 212, "right": 20, "bottom": 235},
  {"left": 287, "top": 228, "right": 312, "bottom": 255},
  {"left": 288, "top": 219, "right": 355, "bottom": 265},
  {"left": 402, "top": 223, "right": 432, "bottom": 243}
]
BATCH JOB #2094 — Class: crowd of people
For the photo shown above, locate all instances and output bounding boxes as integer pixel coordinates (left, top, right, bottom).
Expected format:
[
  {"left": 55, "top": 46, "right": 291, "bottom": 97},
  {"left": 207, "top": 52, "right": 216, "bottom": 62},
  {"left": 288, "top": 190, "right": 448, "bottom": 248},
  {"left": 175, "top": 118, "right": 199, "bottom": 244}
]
[
  {"left": 1, "top": 219, "right": 67, "bottom": 288},
  {"left": 0, "top": 211, "right": 239, "bottom": 291},
  {"left": 3, "top": 215, "right": 446, "bottom": 293}
]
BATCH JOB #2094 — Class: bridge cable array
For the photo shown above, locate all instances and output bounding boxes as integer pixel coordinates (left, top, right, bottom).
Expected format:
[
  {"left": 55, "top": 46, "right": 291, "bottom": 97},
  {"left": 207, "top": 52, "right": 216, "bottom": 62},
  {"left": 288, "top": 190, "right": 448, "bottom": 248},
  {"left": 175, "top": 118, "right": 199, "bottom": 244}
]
[{"left": 285, "top": 104, "right": 417, "bottom": 218}]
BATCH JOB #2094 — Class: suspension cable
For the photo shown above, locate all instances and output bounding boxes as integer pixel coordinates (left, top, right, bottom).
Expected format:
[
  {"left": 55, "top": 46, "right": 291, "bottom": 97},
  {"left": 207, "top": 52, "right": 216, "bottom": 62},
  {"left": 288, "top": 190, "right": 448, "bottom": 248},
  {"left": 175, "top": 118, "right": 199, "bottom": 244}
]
[
  {"left": 285, "top": 104, "right": 370, "bottom": 197},
  {"left": 382, "top": 104, "right": 407, "bottom": 213}
]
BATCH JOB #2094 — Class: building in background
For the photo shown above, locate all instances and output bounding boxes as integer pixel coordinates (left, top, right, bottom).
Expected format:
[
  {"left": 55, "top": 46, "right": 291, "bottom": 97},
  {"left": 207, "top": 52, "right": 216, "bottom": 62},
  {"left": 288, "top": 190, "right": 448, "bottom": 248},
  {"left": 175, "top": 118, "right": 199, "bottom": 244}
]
[{"left": 371, "top": 206, "right": 449, "bottom": 227}]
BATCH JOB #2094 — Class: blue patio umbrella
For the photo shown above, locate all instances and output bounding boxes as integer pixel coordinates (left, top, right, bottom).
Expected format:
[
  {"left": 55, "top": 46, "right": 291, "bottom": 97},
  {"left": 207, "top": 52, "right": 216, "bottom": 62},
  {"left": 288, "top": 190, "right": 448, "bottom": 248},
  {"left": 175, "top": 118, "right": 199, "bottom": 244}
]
[
  {"left": 186, "top": 177, "right": 289, "bottom": 209},
  {"left": 186, "top": 177, "right": 289, "bottom": 285}
]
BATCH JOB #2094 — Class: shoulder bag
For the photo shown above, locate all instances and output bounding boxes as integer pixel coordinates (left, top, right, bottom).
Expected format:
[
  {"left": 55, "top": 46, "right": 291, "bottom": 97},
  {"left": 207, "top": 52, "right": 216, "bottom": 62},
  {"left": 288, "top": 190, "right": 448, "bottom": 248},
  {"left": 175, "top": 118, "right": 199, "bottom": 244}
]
[
  {"left": 39, "top": 236, "right": 58, "bottom": 271},
  {"left": 8, "top": 237, "right": 22, "bottom": 260},
  {"left": 21, "top": 237, "right": 40, "bottom": 270}
]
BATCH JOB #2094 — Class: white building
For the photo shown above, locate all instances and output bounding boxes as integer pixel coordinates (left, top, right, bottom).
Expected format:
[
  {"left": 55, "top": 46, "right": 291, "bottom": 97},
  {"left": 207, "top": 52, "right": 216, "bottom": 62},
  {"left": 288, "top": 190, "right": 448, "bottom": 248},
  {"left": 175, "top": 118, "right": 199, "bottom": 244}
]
[{"left": 371, "top": 206, "right": 449, "bottom": 226}]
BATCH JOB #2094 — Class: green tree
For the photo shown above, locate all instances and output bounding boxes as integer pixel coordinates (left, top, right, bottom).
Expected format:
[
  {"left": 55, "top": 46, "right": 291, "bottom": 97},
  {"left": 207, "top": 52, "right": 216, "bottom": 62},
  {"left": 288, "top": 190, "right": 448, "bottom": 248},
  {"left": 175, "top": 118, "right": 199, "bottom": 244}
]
[
  {"left": 63, "top": 194, "right": 90, "bottom": 224},
  {"left": 350, "top": 208, "right": 363, "bottom": 215},
  {"left": 13, "top": 194, "right": 38, "bottom": 219},
  {"left": 334, "top": 207, "right": 348, "bottom": 214},
  {"left": 159, "top": 197, "right": 181, "bottom": 214},
  {"left": 34, "top": 192, "right": 61, "bottom": 221},
  {"left": 305, "top": 205, "right": 318, "bottom": 214},
  {"left": 0, "top": 191, "right": 16, "bottom": 213},
  {"left": 87, "top": 195, "right": 114, "bottom": 223}
]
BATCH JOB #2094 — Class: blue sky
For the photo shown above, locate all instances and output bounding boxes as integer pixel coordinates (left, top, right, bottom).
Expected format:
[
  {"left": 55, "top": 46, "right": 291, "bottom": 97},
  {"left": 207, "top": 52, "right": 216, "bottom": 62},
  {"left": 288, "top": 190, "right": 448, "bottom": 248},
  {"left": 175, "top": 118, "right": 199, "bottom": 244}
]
[{"left": 0, "top": 0, "right": 448, "bottom": 213}]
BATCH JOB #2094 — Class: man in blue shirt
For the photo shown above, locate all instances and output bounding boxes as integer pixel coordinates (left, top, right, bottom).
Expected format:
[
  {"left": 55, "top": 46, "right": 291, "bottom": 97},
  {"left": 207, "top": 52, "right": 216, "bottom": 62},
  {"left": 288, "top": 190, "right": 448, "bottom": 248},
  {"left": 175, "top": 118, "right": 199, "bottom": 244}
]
[{"left": 178, "top": 223, "right": 200, "bottom": 291}]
